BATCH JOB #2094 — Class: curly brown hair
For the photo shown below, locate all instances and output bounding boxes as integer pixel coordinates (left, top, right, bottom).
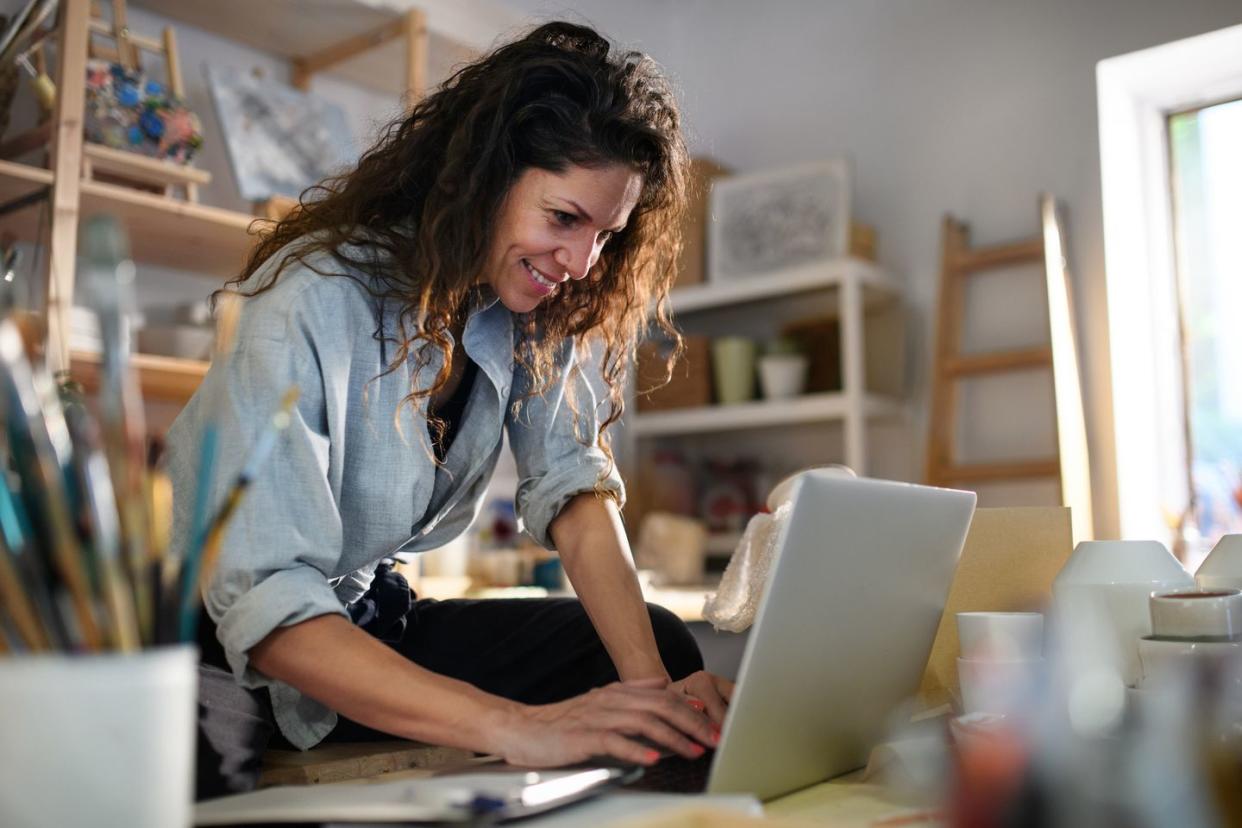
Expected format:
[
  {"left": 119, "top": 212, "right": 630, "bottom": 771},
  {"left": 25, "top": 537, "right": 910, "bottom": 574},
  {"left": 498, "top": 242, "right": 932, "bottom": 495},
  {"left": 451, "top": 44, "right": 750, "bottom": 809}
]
[{"left": 219, "top": 21, "right": 687, "bottom": 471}]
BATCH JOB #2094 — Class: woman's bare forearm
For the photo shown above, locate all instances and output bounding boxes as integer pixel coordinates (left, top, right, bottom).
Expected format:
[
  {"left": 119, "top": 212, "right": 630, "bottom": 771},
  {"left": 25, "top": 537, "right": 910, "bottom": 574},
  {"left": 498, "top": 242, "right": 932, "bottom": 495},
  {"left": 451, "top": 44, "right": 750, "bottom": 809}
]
[
  {"left": 248, "top": 613, "right": 520, "bottom": 752},
  {"left": 551, "top": 493, "right": 669, "bottom": 681}
]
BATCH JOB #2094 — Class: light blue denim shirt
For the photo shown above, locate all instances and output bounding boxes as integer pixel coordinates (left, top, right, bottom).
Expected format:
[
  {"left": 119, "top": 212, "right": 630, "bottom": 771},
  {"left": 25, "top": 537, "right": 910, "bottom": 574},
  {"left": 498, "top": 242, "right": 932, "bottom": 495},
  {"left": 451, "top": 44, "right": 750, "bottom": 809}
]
[{"left": 166, "top": 241, "right": 624, "bottom": 748}]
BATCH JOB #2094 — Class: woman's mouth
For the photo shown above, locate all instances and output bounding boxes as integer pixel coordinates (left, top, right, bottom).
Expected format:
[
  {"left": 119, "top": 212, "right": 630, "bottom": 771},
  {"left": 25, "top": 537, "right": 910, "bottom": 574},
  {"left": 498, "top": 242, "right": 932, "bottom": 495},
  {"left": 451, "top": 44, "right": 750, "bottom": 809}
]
[{"left": 521, "top": 258, "right": 559, "bottom": 295}]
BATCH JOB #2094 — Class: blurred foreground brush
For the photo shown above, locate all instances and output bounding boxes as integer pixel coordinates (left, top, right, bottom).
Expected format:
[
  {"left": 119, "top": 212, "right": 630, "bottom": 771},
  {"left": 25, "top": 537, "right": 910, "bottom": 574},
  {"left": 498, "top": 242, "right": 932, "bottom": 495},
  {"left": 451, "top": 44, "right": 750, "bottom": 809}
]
[
  {"left": 182, "top": 385, "right": 299, "bottom": 640},
  {"left": 79, "top": 216, "right": 153, "bottom": 644},
  {"left": 0, "top": 319, "right": 103, "bottom": 650}
]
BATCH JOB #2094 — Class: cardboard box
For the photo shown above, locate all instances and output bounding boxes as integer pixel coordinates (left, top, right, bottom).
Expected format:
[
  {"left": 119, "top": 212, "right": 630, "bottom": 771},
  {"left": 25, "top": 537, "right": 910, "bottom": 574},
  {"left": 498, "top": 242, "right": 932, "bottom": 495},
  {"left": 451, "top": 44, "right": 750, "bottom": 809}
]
[
  {"left": 675, "top": 158, "right": 731, "bottom": 289},
  {"left": 917, "top": 506, "right": 1074, "bottom": 711},
  {"left": 635, "top": 335, "right": 712, "bottom": 412}
]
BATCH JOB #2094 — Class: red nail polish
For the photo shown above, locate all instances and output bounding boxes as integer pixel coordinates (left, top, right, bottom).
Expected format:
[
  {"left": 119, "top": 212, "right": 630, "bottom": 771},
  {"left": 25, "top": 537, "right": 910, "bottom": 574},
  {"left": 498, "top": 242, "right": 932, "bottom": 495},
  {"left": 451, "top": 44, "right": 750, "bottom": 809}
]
[
  {"left": 711, "top": 726, "right": 721, "bottom": 746},
  {"left": 686, "top": 698, "right": 706, "bottom": 712},
  {"left": 689, "top": 744, "right": 706, "bottom": 758},
  {"left": 644, "top": 749, "right": 660, "bottom": 764}
]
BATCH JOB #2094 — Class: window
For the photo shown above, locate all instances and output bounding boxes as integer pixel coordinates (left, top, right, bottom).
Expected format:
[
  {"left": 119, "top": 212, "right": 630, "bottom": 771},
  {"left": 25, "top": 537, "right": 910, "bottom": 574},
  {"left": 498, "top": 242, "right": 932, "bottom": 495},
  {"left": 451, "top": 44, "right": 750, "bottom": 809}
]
[{"left": 1169, "top": 98, "right": 1242, "bottom": 548}]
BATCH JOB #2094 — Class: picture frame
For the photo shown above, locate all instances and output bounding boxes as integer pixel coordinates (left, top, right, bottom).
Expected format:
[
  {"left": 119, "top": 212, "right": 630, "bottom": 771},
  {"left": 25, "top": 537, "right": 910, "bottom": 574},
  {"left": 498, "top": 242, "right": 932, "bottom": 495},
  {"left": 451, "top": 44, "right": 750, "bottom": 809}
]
[{"left": 707, "top": 159, "right": 852, "bottom": 283}]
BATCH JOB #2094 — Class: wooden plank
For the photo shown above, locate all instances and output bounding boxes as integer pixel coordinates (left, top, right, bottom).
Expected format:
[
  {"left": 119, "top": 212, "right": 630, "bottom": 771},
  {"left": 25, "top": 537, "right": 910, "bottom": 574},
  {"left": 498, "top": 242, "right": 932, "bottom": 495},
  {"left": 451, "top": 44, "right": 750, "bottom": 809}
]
[
  {"left": 955, "top": 237, "right": 1044, "bottom": 273},
  {"left": 935, "top": 459, "right": 1061, "bottom": 484},
  {"left": 78, "top": 178, "right": 256, "bottom": 277},
  {"left": 70, "top": 350, "right": 208, "bottom": 403},
  {"left": 405, "top": 9, "right": 429, "bottom": 106},
  {"left": 259, "top": 741, "right": 475, "bottom": 787},
  {"left": 924, "top": 215, "right": 969, "bottom": 483},
  {"left": 82, "top": 143, "right": 212, "bottom": 187},
  {"left": 46, "top": 0, "right": 91, "bottom": 374},
  {"left": 163, "top": 25, "right": 184, "bottom": 96},
  {"left": 944, "top": 346, "right": 1052, "bottom": 377},
  {"left": 292, "top": 16, "right": 407, "bottom": 90}
]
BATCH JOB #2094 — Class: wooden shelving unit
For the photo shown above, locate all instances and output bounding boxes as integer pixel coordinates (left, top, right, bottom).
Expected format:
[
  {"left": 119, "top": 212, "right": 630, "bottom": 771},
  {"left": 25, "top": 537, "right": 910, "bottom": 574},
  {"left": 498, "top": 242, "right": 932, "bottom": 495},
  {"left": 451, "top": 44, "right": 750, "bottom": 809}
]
[
  {"left": 70, "top": 349, "right": 210, "bottom": 402},
  {"left": 4, "top": 0, "right": 512, "bottom": 407}
]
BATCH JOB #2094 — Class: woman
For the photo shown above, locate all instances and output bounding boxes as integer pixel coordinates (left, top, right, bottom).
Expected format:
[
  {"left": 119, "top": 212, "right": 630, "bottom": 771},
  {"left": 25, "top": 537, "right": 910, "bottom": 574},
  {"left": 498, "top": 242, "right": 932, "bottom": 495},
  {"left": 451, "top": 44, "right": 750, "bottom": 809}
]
[{"left": 173, "top": 22, "right": 734, "bottom": 798}]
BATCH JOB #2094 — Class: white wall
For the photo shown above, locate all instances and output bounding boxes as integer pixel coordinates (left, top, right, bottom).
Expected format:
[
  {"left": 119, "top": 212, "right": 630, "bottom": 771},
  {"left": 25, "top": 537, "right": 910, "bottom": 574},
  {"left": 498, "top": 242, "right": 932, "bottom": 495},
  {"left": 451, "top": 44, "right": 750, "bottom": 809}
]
[{"left": 508, "top": 0, "right": 1242, "bottom": 537}]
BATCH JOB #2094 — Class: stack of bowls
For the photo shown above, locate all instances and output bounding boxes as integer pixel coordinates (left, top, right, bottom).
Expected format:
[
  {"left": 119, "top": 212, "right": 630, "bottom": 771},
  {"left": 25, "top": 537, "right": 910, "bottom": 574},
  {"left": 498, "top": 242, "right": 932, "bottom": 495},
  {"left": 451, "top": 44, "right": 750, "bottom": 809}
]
[{"left": 956, "top": 612, "right": 1045, "bottom": 715}]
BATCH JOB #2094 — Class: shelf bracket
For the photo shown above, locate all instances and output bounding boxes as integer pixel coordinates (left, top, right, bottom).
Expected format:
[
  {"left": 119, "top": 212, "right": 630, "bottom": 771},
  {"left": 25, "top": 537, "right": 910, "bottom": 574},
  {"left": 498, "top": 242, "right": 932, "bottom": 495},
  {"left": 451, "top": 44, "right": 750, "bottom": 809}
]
[{"left": 290, "top": 10, "right": 428, "bottom": 106}]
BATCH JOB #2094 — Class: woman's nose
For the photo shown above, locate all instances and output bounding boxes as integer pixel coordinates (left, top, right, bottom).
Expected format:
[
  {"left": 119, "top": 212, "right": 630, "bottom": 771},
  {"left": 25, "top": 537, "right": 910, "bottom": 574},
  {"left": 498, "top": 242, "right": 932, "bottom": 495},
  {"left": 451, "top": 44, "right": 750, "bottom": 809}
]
[{"left": 555, "top": 239, "right": 596, "bottom": 280}]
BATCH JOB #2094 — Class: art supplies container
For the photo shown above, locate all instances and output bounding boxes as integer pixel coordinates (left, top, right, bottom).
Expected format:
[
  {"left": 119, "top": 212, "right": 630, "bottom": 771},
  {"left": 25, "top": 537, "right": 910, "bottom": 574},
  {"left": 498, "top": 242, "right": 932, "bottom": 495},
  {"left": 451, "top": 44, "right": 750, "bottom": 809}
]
[{"left": 0, "top": 644, "right": 197, "bottom": 828}]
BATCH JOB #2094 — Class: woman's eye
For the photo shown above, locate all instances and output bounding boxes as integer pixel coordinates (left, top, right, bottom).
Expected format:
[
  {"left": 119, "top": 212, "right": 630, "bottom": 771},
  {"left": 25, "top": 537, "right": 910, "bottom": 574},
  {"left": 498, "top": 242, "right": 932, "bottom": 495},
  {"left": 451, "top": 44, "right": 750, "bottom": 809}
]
[{"left": 552, "top": 210, "right": 577, "bottom": 226}]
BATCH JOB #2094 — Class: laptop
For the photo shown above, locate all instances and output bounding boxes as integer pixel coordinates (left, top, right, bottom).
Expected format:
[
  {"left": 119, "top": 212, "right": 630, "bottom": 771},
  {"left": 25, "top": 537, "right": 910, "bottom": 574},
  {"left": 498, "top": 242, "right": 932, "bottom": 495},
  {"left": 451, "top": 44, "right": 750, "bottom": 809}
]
[{"left": 631, "top": 473, "right": 976, "bottom": 800}]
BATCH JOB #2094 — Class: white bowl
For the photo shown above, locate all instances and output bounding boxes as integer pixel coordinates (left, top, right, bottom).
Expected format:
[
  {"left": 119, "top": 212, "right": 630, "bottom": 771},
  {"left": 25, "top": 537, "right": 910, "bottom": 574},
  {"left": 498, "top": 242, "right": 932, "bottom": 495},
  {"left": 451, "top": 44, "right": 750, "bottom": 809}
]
[
  {"left": 1051, "top": 540, "right": 1193, "bottom": 686},
  {"left": 1149, "top": 587, "right": 1242, "bottom": 640},
  {"left": 1197, "top": 535, "right": 1242, "bottom": 590},
  {"left": 957, "top": 612, "right": 1043, "bottom": 661}
]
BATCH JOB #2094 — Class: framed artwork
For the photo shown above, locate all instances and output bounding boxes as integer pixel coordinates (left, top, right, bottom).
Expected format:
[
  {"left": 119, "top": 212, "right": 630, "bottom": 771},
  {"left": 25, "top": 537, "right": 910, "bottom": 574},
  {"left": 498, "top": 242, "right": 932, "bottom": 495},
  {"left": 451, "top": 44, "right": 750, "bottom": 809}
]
[
  {"left": 707, "top": 159, "right": 852, "bottom": 283},
  {"left": 205, "top": 64, "right": 354, "bottom": 202}
]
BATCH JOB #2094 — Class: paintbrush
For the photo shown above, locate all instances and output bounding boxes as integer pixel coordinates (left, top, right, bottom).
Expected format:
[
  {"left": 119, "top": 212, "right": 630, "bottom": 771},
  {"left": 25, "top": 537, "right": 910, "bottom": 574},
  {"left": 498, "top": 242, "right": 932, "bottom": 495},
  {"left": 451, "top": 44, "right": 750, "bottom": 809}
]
[
  {"left": 0, "top": 319, "right": 104, "bottom": 650},
  {"left": 0, "top": 528, "right": 50, "bottom": 651},
  {"left": 61, "top": 397, "right": 140, "bottom": 651},
  {"left": 176, "top": 292, "right": 242, "bottom": 640},
  {"left": 0, "top": 468, "right": 65, "bottom": 649},
  {"left": 182, "top": 386, "right": 300, "bottom": 639},
  {"left": 79, "top": 216, "right": 154, "bottom": 643}
]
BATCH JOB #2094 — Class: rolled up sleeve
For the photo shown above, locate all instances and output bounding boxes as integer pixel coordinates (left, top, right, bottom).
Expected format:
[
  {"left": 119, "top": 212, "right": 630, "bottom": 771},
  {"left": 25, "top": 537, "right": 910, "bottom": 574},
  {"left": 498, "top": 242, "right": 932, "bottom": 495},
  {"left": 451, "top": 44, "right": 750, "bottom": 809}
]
[
  {"left": 506, "top": 339, "right": 625, "bottom": 550},
  {"left": 169, "top": 294, "right": 349, "bottom": 688}
]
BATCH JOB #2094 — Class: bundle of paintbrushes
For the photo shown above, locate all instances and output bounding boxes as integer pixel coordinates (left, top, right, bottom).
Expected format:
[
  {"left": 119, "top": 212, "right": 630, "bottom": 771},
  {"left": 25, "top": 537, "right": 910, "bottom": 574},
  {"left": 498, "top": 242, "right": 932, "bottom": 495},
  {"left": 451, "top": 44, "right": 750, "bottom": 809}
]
[{"left": 0, "top": 215, "right": 297, "bottom": 654}]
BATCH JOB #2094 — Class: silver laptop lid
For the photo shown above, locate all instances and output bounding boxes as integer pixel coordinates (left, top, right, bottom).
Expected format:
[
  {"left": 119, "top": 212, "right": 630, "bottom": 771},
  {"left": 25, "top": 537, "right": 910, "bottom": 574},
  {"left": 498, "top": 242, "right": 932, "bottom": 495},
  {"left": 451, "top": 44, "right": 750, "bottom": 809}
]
[{"left": 706, "top": 474, "right": 976, "bottom": 799}]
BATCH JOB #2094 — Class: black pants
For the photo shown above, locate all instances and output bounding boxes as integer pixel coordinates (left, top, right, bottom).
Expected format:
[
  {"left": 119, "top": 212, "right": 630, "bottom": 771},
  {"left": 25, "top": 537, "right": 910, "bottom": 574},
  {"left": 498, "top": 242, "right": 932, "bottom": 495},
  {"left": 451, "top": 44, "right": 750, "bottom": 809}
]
[{"left": 195, "top": 597, "right": 704, "bottom": 800}]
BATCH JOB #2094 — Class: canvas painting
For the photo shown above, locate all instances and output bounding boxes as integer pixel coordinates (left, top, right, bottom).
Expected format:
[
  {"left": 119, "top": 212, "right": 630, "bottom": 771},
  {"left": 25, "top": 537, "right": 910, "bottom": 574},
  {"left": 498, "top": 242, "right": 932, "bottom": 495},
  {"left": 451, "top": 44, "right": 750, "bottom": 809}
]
[
  {"left": 708, "top": 160, "right": 851, "bottom": 282},
  {"left": 206, "top": 65, "right": 354, "bottom": 202}
]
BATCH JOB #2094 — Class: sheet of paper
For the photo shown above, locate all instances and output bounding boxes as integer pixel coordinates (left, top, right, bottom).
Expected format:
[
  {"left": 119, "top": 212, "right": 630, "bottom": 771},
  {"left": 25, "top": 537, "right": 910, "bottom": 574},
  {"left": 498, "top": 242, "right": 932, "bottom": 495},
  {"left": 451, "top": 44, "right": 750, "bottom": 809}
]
[{"left": 917, "top": 506, "right": 1073, "bottom": 710}]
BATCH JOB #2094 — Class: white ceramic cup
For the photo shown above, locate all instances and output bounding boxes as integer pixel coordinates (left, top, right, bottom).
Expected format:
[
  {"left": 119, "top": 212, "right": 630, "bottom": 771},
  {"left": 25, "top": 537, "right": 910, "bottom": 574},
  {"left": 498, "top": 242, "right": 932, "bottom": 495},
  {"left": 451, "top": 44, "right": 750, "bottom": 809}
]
[
  {"left": 0, "top": 645, "right": 197, "bottom": 828},
  {"left": 957, "top": 612, "right": 1044, "bottom": 661},
  {"left": 957, "top": 656, "right": 1045, "bottom": 716},
  {"left": 1149, "top": 587, "right": 1242, "bottom": 640},
  {"left": 1137, "top": 635, "right": 1242, "bottom": 688},
  {"left": 757, "top": 353, "right": 808, "bottom": 400},
  {"left": 1197, "top": 534, "right": 1242, "bottom": 591}
]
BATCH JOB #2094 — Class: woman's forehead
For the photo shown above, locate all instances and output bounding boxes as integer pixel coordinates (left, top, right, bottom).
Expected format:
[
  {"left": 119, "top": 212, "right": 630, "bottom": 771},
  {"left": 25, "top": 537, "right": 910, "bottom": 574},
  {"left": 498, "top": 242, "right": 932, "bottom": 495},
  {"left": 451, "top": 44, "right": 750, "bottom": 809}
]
[{"left": 521, "top": 164, "right": 643, "bottom": 226}]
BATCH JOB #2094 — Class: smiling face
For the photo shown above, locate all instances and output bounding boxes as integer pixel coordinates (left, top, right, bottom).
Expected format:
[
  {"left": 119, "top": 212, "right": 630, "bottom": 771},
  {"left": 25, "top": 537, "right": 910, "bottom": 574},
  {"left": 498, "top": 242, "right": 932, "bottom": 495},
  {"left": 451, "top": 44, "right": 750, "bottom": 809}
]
[{"left": 482, "top": 163, "right": 644, "bottom": 314}]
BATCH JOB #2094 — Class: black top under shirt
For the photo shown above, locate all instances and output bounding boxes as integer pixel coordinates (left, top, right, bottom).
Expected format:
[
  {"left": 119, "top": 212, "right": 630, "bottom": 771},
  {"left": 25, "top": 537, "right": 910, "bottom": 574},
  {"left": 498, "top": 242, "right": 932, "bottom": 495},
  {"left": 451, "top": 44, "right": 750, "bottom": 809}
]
[{"left": 430, "top": 356, "right": 478, "bottom": 464}]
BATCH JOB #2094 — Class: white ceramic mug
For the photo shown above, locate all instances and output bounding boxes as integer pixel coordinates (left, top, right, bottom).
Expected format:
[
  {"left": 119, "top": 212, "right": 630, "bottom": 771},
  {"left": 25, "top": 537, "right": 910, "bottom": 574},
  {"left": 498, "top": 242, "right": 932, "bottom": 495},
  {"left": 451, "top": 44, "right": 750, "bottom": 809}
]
[
  {"left": 957, "top": 656, "right": 1045, "bottom": 716},
  {"left": 0, "top": 645, "right": 197, "bottom": 828},
  {"left": 957, "top": 612, "right": 1044, "bottom": 661},
  {"left": 1149, "top": 587, "right": 1242, "bottom": 640}
]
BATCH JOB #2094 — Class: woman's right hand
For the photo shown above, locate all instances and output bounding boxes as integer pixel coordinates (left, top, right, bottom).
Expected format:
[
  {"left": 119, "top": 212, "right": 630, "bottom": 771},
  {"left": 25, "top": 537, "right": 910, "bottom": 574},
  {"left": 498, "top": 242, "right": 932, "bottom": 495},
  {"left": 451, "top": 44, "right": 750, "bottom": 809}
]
[{"left": 490, "top": 677, "right": 719, "bottom": 768}]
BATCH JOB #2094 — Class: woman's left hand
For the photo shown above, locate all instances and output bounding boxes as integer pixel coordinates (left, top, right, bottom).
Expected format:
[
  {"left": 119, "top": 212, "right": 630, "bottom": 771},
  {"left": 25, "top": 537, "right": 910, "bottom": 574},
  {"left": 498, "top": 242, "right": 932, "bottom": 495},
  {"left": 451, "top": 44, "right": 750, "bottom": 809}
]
[{"left": 669, "top": 670, "right": 734, "bottom": 726}]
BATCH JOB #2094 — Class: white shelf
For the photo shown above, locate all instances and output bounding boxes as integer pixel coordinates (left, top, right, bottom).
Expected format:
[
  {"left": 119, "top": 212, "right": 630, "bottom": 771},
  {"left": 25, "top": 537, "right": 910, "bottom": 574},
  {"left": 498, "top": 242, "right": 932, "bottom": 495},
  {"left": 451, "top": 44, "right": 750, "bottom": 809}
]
[
  {"left": 630, "top": 392, "right": 902, "bottom": 437},
  {"left": 666, "top": 258, "right": 899, "bottom": 315}
]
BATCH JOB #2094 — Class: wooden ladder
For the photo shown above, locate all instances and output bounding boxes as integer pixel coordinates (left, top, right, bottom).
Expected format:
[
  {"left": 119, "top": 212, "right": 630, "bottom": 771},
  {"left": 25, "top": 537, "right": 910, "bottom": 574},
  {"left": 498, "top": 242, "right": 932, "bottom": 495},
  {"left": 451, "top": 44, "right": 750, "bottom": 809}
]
[{"left": 924, "top": 214, "right": 1061, "bottom": 490}]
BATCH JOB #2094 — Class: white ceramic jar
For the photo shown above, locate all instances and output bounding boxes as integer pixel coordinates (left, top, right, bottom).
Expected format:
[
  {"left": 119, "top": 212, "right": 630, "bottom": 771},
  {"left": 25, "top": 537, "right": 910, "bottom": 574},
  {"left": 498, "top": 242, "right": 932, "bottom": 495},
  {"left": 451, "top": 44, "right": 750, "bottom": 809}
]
[
  {"left": 1051, "top": 540, "right": 1194, "bottom": 685},
  {"left": 1197, "top": 534, "right": 1242, "bottom": 591}
]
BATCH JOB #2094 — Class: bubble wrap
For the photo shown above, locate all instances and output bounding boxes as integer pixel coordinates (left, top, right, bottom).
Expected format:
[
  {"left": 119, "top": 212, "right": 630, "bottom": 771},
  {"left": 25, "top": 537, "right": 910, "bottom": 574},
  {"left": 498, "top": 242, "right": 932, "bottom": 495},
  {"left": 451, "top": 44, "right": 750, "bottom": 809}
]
[{"left": 702, "top": 501, "right": 792, "bottom": 633}]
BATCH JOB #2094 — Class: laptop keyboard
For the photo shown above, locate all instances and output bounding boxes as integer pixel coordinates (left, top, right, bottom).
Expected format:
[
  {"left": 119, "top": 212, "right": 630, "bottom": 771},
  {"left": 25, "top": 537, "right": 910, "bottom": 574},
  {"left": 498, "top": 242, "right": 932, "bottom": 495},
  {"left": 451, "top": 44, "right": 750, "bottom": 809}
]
[{"left": 623, "top": 752, "right": 713, "bottom": 794}]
